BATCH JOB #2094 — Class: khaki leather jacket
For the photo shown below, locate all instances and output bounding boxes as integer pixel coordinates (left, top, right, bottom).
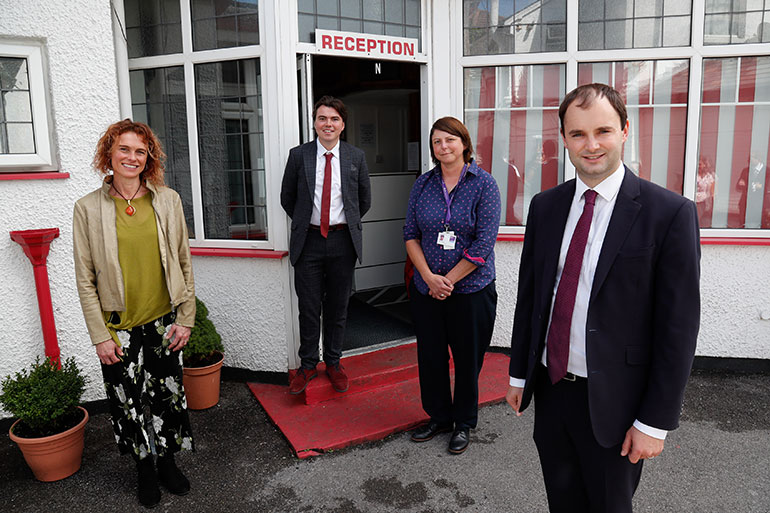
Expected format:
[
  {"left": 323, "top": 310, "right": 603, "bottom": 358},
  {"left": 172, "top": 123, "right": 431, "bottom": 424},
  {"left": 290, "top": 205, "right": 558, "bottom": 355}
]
[{"left": 73, "top": 179, "right": 195, "bottom": 345}]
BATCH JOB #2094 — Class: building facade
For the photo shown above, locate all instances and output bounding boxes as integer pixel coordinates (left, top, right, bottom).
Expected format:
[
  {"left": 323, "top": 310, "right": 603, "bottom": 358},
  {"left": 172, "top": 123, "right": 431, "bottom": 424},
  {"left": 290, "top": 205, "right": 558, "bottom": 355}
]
[{"left": 1, "top": 0, "right": 769, "bottom": 411}]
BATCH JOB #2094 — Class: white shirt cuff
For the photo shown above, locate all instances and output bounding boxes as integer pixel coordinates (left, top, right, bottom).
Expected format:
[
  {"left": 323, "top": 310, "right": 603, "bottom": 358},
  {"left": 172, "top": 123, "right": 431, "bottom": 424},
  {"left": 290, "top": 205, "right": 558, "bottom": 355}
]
[
  {"left": 509, "top": 376, "right": 526, "bottom": 388},
  {"left": 633, "top": 420, "right": 668, "bottom": 440}
]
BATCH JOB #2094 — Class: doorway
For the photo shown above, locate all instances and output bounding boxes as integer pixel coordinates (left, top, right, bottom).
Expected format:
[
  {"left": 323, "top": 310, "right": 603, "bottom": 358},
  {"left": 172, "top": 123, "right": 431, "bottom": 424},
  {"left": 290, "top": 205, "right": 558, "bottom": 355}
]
[{"left": 302, "top": 55, "right": 422, "bottom": 352}]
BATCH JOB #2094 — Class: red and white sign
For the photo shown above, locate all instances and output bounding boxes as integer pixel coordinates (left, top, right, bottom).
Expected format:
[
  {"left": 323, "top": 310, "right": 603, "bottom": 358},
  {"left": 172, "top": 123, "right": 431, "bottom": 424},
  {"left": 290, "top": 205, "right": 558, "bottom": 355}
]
[{"left": 315, "top": 29, "right": 418, "bottom": 60}]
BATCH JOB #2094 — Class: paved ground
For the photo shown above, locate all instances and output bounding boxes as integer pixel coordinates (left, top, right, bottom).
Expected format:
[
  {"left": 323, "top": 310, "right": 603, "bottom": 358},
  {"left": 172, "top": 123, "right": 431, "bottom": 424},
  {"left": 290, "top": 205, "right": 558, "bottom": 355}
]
[{"left": 1, "top": 368, "right": 768, "bottom": 512}]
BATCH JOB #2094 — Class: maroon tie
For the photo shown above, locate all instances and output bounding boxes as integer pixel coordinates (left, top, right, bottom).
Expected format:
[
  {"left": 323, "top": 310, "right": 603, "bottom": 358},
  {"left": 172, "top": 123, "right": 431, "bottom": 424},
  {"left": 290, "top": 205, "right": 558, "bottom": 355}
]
[
  {"left": 320, "top": 152, "right": 332, "bottom": 238},
  {"left": 546, "top": 189, "right": 598, "bottom": 384}
]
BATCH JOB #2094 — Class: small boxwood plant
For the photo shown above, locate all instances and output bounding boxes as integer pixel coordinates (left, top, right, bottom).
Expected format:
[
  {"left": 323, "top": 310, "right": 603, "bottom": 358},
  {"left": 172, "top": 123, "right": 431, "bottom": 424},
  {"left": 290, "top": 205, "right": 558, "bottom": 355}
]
[
  {"left": 0, "top": 356, "right": 87, "bottom": 438},
  {"left": 183, "top": 297, "right": 224, "bottom": 368}
]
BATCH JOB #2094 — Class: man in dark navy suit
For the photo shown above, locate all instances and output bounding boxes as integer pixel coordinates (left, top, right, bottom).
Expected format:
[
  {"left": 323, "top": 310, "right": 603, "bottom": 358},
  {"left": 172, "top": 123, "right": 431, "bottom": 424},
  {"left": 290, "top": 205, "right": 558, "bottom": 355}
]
[
  {"left": 280, "top": 96, "right": 371, "bottom": 395},
  {"left": 506, "top": 84, "right": 700, "bottom": 512}
]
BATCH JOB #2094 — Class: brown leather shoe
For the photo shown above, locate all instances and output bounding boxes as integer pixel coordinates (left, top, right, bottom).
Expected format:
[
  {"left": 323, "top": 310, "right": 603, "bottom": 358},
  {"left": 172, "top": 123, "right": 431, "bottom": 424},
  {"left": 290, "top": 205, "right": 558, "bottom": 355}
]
[
  {"left": 326, "top": 363, "right": 349, "bottom": 392},
  {"left": 289, "top": 368, "right": 318, "bottom": 394}
]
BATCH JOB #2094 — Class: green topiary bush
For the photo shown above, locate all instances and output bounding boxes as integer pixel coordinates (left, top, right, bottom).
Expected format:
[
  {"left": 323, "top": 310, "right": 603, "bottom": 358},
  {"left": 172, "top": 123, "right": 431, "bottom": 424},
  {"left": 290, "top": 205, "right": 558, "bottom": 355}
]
[
  {"left": 0, "top": 356, "right": 87, "bottom": 438},
  {"left": 183, "top": 297, "right": 224, "bottom": 368}
]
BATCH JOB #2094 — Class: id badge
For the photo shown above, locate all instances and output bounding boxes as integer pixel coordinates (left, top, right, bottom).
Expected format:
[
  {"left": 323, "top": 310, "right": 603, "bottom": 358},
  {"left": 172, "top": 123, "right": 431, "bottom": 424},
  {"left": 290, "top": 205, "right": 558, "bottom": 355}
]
[{"left": 437, "top": 231, "right": 456, "bottom": 250}]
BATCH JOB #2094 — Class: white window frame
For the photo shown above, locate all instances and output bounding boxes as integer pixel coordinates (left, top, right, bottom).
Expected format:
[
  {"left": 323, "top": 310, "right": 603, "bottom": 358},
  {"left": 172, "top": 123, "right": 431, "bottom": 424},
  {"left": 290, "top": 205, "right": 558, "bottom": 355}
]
[
  {"left": 450, "top": 0, "right": 770, "bottom": 238},
  {"left": 116, "top": 0, "right": 277, "bottom": 249},
  {"left": 0, "top": 41, "right": 56, "bottom": 171}
]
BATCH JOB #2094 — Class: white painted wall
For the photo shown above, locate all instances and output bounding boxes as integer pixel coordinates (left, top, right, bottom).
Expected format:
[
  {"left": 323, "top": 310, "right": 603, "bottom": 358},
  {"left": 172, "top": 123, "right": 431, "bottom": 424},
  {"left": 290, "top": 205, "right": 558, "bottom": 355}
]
[{"left": 490, "top": 242, "right": 770, "bottom": 360}]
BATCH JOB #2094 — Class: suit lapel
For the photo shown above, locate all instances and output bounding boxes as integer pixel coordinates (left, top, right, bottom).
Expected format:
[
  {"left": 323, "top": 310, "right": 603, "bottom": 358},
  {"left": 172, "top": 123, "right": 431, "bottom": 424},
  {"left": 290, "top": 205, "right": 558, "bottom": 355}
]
[
  {"left": 339, "top": 141, "right": 351, "bottom": 206},
  {"left": 303, "top": 141, "right": 317, "bottom": 203},
  {"left": 590, "top": 167, "right": 642, "bottom": 303},
  {"left": 541, "top": 180, "right": 575, "bottom": 308}
]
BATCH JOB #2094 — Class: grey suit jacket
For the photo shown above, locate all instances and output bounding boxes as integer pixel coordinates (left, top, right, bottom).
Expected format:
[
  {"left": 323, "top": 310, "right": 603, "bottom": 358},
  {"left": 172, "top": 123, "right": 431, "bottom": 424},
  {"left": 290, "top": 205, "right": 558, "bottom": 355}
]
[{"left": 280, "top": 140, "right": 371, "bottom": 265}]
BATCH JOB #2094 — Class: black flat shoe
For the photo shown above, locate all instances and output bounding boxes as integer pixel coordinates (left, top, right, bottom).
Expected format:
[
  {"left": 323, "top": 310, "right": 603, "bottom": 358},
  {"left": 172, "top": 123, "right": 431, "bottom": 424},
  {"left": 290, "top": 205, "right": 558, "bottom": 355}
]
[
  {"left": 448, "top": 428, "right": 470, "bottom": 454},
  {"left": 410, "top": 421, "right": 453, "bottom": 442},
  {"left": 157, "top": 454, "right": 190, "bottom": 496},
  {"left": 137, "top": 458, "right": 161, "bottom": 508}
]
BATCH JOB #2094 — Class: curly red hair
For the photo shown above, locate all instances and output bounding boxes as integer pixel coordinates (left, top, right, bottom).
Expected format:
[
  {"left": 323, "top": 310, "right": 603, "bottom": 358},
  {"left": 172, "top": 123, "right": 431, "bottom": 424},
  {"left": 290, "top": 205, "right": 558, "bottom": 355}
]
[{"left": 92, "top": 119, "right": 166, "bottom": 186}]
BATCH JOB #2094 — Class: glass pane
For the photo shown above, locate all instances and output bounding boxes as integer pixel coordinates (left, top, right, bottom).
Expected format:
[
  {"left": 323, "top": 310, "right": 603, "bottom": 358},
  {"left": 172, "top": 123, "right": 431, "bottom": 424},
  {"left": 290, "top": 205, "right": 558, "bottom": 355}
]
[
  {"left": 579, "top": 21, "right": 605, "bottom": 50},
  {"left": 298, "top": 13, "right": 316, "bottom": 43},
  {"left": 636, "top": 0, "right": 663, "bottom": 17},
  {"left": 385, "top": 1, "right": 403, "bottom": 23},
  {"left": 464, "top": 64, "right": 566, "bottom": 226},
  {"left": 341, "top": 0, "right": 362, "bottom": 17},
  {"left": 664, "top": 0, "right": 692, "bottom": 16},
  {"left": 698, "top": 56, "right": 770, "bottom": 229},
  {"left": 318, "top": 0, "right": 339, "bottom": 16},
  {"left": 385, "top": 23, "right": 404, "bottom": 37},
  {"left": 298, "top": 0, "right": 314, "bottom": 14},
  {"left": 124, "top": 0, "right": 183, "bottom": 57},
  {"left": 579, "top": 0, "right": 604, "bottom": 22},
  {"left": 634, "top": 17, "right": 663, "bottom": 47},
  {"left": 607, "top": 0, "right": 633, "bottom": 19},
  {"left": 3, "top": 91, "right": 32, "bottom": 122},
  {"left": 239, "top": 14, "right": 259, "bottom": 46},
  {"left": 363, "top": 20, "right": 384, "bottom": 34},
  {"left": 0, "top": 58, "right": 29, "bottom": 90},
  {"left": 516, "top": 23, "right": 543, "bottom": 53},
  {"left": 745, "top": 0, "right": 765, "bottom": 9},
  {"left": 340, "top": 18, "right": 363, "bottom": 32},
  {"left": 131, "top": 66, "right": 194, "bottom": 237},
  {"left": 606, "top": 19, "right": 633, "bottom": 48},
  {"left": 363, "top": 0, "right": 383, "bottom": 21},
  {"left": 405, "top": 0, "right": 420, "bottom": 23},
  {"left": 191, "top": 0, "right": 259, "bottom": 49},
  {"left": 579, "top": 60, "right": 690, "bottom": 195},
  {"left": 195, "top": 59, "right": 267, "bottom": 240},
  {"left": 317, "top": 15, "right": 339, "bottom": 30},
  {"left": 663, "top": 15, "right": 692, "bottom": 46},
  {"left": 705, "top": 0, "right": 731, "bottom": 12},
  {"left": 6, "top": 123, "right": 36, "bottom": 153},
  {"left": 732, "top": 11, "right": 764, "bottom": 43}
]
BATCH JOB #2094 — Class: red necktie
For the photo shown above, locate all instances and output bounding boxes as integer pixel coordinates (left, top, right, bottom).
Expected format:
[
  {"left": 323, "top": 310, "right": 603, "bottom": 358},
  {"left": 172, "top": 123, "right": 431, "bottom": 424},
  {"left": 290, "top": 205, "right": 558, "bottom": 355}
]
[
  {"left": 320, "top": 152, "right": 333, "bottom": 238},
  {"left": 546, "top": 189, "right": 598, "bottom": 384}
]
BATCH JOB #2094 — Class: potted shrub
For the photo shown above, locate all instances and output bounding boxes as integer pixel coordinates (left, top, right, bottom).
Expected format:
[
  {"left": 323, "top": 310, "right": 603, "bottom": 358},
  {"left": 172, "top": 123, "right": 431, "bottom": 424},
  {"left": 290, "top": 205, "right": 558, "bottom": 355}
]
[
  {"left": 182, "top": 297, "right": 225, "bottom": 410},
  {"left": 0, "top": 356, "right": 88, "bottom": 481}
]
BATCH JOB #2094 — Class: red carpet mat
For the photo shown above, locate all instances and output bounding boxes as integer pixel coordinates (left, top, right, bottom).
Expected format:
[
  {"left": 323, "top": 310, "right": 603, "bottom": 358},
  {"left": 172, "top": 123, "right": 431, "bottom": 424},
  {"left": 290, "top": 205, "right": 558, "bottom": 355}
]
[{"left": 247, "top": 344, "right": 509, "bottom": 459}]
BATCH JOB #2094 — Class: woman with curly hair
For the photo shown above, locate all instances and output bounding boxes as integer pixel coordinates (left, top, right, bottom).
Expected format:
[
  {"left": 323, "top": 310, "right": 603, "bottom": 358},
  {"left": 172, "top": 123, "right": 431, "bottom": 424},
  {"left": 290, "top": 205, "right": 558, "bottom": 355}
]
[{"left": 73, "top": 119, "right": 195, "bottom": 508}]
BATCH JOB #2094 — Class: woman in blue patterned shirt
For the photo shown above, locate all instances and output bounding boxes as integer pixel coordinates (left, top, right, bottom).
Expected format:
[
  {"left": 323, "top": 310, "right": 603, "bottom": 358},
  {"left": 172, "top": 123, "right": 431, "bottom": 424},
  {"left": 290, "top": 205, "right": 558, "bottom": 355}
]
[{"left": 404, "top": 117, "right": 501, "bottom": 454}]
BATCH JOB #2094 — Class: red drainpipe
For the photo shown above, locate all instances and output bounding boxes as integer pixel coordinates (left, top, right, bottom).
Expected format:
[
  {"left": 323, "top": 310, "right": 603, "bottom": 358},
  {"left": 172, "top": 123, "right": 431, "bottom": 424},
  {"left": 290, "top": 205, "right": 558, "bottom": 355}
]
[{"left": 10, "top": 228, "right": 61, "bottom": 366}]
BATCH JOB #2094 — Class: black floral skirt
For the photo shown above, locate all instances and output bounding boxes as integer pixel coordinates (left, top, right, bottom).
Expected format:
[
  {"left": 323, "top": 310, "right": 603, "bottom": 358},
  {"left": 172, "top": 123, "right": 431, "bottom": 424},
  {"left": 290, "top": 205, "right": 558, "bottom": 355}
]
[{"left": 101, "top": 312, "right": 194, "bottom": 461}]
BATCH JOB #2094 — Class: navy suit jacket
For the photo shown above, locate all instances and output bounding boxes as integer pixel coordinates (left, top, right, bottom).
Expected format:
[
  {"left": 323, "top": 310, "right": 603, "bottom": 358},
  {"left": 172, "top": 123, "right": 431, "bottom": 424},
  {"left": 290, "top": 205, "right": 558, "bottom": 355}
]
[
  {"left": 509, "top": 167, "right": 701, "bottom": 447},
  {"left": 280, "top": 140, "right": 371, "bottom": 265}
]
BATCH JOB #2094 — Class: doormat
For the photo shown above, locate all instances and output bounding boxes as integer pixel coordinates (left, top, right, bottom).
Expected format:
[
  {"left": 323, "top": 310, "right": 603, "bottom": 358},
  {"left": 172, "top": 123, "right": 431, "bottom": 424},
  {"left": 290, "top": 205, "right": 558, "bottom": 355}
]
[{"left": 247, "top": 344, "right": 510, "bottom": 459}]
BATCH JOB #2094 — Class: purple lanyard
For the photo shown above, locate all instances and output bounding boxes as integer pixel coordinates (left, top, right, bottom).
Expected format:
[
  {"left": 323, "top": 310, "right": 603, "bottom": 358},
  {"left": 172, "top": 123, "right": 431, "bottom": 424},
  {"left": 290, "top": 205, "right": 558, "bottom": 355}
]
[{"left": 439, "top": 164, "right": 468, "bottom": 228}]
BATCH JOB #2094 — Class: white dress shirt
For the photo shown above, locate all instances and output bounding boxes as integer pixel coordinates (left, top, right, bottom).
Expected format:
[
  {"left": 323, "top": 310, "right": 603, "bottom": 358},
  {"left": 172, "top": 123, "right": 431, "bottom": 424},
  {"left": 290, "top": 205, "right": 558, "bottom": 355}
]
[
  {"left": 510, "top": 163, "right": 667, "bottom": 440},
  {"left": 310, "top": 139, "right": 347, "bottom": 226}
]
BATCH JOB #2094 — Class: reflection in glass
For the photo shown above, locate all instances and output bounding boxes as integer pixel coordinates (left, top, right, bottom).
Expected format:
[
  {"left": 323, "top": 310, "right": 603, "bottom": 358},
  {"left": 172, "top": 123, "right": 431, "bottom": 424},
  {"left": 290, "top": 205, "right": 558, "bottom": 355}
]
[
  {"left": 578, "top": 60, "right": 690, "bottom": 195},
  {"left": 131, "top": 67, "right": 195, "bottom": 237},
  {"left": 698, "top": 56, "right": 770, "bottom": 229},
  {"left": 0, "top": 57, "right": 35, "bottom": 155},
  {"left": 195, "top": 59, "right": 267, "bottom": 240},
  {"left": 192, "top": 0, "right": 260, "bottom": 50},
  {"left": 464, "top": 64, "right": 565, "bottom": 225},
  {"left": 704, "top": 0, "right": 770, "bottom": 44},
  {"left": 464, "top": 0, "right": 567, "bottom": 55},
  {"left": 124, "top": 0, "right": 183, "bottom": 57}
]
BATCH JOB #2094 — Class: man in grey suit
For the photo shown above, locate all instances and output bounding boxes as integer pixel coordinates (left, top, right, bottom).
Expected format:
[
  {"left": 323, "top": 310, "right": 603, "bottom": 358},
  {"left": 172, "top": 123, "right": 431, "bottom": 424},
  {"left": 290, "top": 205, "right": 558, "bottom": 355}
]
[{"left": 280, "top": 96, "right": 371, "bottom": 395}]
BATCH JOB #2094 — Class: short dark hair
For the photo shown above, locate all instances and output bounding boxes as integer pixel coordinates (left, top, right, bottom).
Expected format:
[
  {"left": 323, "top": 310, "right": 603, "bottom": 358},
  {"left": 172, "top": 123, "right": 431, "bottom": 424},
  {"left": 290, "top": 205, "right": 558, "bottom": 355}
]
[
  {"left": 429, "top": 117, "right": 474, "bottom": 166},
  {"left": 559, "top": 83, "right": 628, "bottom": 135},
  {"left": 313, "top": 95, "right": 347, "bottom": 124}
]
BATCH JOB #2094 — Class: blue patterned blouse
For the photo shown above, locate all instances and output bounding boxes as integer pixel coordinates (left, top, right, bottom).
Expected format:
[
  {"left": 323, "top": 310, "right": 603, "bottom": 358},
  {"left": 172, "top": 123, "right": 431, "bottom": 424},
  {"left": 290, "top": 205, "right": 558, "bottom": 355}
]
[{"left": 403, "top": 159, "right": 501, "bottom": 295}]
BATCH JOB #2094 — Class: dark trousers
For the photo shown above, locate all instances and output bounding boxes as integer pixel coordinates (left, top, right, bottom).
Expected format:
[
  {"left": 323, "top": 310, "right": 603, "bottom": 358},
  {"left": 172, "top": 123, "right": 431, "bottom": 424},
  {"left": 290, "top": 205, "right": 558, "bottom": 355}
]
[
  {"left": 293, "top": 228, "right": 357, "bottom": 369},
  {"left": 409, "top": 281, "right": 497, "bottom": 430},
  {"left": 101, "top": 312, "right": 194, "bottom": 462},
  {"left": 533, "top": 368, "right": 643, "bottom": 513}
]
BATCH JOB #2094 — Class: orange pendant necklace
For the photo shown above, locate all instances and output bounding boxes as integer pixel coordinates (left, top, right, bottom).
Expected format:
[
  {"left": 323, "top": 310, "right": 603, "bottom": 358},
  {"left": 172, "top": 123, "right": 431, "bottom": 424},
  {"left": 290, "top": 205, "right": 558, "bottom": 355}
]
[{"left": 111, "top": 182, "right": 141, "bottom": 216}]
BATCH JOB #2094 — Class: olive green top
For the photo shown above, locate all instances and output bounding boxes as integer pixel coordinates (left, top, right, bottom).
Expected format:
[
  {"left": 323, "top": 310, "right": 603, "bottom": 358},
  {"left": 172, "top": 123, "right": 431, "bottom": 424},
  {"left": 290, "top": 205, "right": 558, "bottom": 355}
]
[{"left": 104, "top": 194, "right": 171, "bottom": 344}]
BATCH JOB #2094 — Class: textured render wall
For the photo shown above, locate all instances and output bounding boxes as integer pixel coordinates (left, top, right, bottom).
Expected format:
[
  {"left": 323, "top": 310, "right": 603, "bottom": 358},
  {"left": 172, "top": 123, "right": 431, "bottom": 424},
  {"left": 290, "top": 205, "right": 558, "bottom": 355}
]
[
  {"left": 490, "top": 242, "right": 770, "bottom": 359},
  {"left": 191, "top": 256, "right": 290, "bottom": 373},
  {"left": 0, "top": 1, "right": 121, "bottom": 413}
]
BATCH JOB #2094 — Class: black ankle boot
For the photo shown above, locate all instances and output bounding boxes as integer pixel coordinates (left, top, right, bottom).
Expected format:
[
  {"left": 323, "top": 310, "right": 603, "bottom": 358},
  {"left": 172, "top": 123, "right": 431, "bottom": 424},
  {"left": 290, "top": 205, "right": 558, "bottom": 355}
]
[
  {"left": 157, "top": 453, "right": 190, "bottom": 495},
  {"left": 136, "top": 457, "right": 160, "bottom": 508}
]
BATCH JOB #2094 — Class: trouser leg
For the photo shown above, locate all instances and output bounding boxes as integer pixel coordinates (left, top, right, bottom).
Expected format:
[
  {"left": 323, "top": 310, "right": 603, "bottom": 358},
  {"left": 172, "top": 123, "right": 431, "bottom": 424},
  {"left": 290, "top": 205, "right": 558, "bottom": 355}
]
[
  {"left": 410, "top": 281, "right": 452, "bottom": 425},
  {"left": 321, "top": 230, "right": 356, "bottom": 365},
  {"left": 294, "top": 231, "right": 325, "bottom": 369},
  {"left": 446, "top": 282, "right": 497, "bottom": 429}
]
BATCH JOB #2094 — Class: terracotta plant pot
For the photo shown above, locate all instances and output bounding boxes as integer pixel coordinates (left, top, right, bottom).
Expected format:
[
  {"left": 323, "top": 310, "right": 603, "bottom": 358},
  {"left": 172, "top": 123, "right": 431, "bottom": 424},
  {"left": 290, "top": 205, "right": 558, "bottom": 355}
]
[
  {"left": 9, "top": 406, "right": 89, "bottom": 482},
  {"left": 183, "top": 351, "right": 224, "bottom": 410}
]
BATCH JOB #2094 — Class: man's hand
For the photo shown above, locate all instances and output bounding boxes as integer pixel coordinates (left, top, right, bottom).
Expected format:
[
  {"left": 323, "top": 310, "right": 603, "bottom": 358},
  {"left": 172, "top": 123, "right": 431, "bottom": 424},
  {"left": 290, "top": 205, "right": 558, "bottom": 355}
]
[
  {"left": 621, "top": 425, "right": 664, "bottom": 464},
  {"left": 505, "top": 386, "right": 524, "bottom": 417},
  {"left": 95, "top": 339, "right": 123, "bottom": 365}
]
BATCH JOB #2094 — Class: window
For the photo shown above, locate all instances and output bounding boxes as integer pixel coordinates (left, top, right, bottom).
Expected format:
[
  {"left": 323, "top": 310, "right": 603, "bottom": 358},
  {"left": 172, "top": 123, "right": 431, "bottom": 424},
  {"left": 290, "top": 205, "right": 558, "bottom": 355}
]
[
  {"left": 704, "top": 0, "right": 770, "bottom": 45},
  {"left": 464, "top": 0, "right": 567, "bottom": 55},
  {"left": 464, "top": 64, "right": 565, "bottom": 225},
  {"left": 0, "top": 42, "right": 55, "bottom": 171},
  {"left": 298, "top": 0, "right": 421, "bottom": 45},
  {"left": 697, "top": 56, "right": 770, "bottom": 228},
  {"left": 126, "top": 0, "right": 267, "bottom": 243},
  {"left": 578, "top": 60, "right": 690, "bottom": 194}
]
